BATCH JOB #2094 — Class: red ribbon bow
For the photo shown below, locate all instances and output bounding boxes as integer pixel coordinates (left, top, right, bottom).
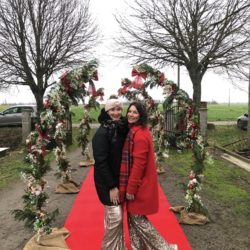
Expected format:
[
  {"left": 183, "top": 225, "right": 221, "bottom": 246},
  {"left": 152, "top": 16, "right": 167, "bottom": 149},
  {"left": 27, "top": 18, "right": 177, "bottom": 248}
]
[
  {"left": 88, "top": 82, "right": 96, "bottom": 97},
  {"left": 131, "top": 68, "right": 147, "bottom": 89}
]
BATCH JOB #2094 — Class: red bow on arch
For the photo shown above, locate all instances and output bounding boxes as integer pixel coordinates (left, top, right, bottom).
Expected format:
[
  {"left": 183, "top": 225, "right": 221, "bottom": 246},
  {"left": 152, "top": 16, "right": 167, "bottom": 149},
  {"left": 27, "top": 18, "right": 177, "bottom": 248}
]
[
  {"left": 88, "top": 82, "right": 97, "bottom": 97},
  {"left": 131, "top": 68, "right": 147, "bottom": 89},
  {"left": 61, "top": 72, "right": 73, "bottom": 96},
  {"left": 159, "top": 72, "right": 165, "bottom": 85},
  {"left": 131, "top": 68, "right": 148, "bottom": 79}
]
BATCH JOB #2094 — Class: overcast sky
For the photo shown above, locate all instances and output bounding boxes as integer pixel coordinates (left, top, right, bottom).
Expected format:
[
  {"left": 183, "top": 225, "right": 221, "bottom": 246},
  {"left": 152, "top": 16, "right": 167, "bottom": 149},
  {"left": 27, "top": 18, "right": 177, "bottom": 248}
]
[{"left": 0, "top": 0, "right": 248, "bottom": 104}]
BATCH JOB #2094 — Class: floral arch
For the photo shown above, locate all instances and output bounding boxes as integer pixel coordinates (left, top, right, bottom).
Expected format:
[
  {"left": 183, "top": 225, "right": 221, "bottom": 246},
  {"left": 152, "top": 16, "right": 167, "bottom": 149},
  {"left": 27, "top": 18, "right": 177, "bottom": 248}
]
[
  {"left": 12, "top": 60, "right": 104, "bottom": 235},
  {"left": 118, "top": 64, "right": 210, "bottom": 218},
  {"left": 12, "top": 61, "right": 210, "bottom": 243}
]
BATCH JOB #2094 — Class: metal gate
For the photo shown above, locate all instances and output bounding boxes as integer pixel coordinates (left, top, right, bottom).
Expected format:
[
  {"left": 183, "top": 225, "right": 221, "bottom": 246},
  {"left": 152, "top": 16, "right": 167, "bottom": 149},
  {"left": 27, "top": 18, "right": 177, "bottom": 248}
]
[{"left": 164, "top": 103, "right": 184, "bottom": 147}]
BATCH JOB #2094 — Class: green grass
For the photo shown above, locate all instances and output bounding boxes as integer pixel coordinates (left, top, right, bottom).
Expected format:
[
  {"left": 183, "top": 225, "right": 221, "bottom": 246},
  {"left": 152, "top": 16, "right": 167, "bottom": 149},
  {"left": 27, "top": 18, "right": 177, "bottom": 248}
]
[
  {"left": 0, "top": 127, "right": 81, "bottom": 188},
  {"left": 207, "top": 125, "right": 247, "bottom": 150},
  {"left": 0, "top": 150, "right": 28, "bottom": 188},
  {"left": 207, "top": 103, "right": 247, "bottom": 121},
  {"left": 70, "top": 105, "right": 102, "bottom": 124},
  {"left": 1, "top": 103, "right": 248, "bottom": 123},
  {"left": 0, "top": 104, "right": 10, "bottom": 112},
  {"left": 70, "top": 103, "right": 248, "bottom": 123}
]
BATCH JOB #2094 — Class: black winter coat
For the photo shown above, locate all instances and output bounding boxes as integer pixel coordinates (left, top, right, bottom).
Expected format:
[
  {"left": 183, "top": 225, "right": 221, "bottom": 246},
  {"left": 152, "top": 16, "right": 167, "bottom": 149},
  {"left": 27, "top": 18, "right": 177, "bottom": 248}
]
[{"left": 92, "top": 109, "right": 128, "bottom": 206}]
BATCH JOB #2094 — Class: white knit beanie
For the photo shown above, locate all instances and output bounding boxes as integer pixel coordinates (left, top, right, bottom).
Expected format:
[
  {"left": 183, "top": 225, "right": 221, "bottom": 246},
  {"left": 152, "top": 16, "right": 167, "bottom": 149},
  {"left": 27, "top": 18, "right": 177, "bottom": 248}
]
[{"left": 105, "top": 99, "right": 122, "bottom": 111}]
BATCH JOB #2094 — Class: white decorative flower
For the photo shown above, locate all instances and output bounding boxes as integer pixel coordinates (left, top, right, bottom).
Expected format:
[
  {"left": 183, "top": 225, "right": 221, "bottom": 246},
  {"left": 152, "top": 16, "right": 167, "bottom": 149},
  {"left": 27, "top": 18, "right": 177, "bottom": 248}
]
[
  {"left": 163, "top": 85, "right": 172, "bottom": 96},
  {"left": 191, "top": 178, "right": 197, "bottom": 184},
  {"left": 162, "top": 152, "right": 169, "bottom": 158},
  {"left": 56, "top": 122, "right": 63, "bottom": 129},
  {"left": 35, "top": 190, "right": 41, "bottom": 196}
]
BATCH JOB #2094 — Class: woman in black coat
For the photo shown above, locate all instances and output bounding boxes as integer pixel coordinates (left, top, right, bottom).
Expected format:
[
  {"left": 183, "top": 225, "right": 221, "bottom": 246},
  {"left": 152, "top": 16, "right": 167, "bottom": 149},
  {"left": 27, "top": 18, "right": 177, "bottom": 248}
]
[{"left": 92, "top": 98, "right": 128, "bottom": 250}]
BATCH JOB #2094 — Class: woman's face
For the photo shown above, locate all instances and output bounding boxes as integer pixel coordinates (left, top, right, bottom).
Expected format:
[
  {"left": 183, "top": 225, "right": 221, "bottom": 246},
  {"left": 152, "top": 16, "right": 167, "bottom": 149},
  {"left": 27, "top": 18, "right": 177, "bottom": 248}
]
[
  {"left": 127, "top": 105, "right": 140, "bottom": 124},
  {"left": 107, "top": 106, "right": 122, "bottom": 121}
]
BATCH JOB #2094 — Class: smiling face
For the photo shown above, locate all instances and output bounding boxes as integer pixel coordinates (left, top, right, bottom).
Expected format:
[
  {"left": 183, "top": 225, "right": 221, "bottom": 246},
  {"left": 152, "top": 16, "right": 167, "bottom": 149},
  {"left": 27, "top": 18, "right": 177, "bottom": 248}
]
[
  {"left": 127, "top": 105, "right": 140, "bottom": 124},
  {"left": 107, "top": 106, "right": 122, "bottom": 121}
]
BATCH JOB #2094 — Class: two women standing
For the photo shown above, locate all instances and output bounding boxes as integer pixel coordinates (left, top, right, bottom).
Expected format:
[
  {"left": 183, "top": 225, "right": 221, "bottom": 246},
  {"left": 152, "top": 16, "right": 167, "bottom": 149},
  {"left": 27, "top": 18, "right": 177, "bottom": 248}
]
[{"left": 92, "top": 99, "right": 178, "bottom": 250}]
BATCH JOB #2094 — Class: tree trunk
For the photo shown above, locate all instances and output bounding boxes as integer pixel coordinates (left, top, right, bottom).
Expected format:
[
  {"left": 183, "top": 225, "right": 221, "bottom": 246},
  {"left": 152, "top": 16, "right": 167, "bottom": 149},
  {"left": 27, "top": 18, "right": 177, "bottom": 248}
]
[
  {"left": 247, "top": 67, "right": 250, "bottom": 149},
  {"left": 33, "top": 91, "right": 44, "bottom": 112},
  {"left": 188, "top": 70, "right": 202, "bottom": 112}
]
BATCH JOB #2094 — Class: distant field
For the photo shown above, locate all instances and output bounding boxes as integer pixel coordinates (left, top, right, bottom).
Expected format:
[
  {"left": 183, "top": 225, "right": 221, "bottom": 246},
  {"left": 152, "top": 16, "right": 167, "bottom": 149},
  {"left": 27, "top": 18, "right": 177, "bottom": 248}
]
[
  {"left": 71, "top": 103, "right": 248, "bottom": 123},
  {"left": 207, "top": 103, "right": 248, "bottom": 121},
  {"left": 0, "top": 103, "right": 248, "bottom": 123},
  {"left": 0, "top": 104, "right": 10, "bottom": 112}
]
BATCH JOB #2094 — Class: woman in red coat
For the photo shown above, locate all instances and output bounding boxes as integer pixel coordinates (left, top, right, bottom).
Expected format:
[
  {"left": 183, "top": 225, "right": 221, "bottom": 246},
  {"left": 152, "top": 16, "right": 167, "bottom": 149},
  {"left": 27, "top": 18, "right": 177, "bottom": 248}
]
[{"left": 120, "top": 101, "right": 178, "bottom": 250}]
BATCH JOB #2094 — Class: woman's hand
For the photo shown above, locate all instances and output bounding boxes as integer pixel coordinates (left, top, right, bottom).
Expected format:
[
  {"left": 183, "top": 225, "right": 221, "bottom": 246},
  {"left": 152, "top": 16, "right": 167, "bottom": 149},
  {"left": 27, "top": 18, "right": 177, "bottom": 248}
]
[
  {"left": 110, "top": 187, "right": 120, "bottom": 205},
  {"left": 126, "top": 193, "right": 135, "bottom": 201}
]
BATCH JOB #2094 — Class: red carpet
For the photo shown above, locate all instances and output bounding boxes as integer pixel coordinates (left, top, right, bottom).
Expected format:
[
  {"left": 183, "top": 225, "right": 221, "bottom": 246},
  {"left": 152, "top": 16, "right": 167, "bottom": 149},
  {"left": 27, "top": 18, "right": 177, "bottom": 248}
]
[{"left": 64, "top": 167, "right": 192, "bottom": 250}]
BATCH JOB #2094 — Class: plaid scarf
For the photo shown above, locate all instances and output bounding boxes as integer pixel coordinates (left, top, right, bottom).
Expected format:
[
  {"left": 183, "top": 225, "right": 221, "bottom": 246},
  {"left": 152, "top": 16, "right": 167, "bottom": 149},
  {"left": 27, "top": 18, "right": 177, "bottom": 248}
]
[{"left": 119, "top": 128, "right": 135, "bottom": 203}]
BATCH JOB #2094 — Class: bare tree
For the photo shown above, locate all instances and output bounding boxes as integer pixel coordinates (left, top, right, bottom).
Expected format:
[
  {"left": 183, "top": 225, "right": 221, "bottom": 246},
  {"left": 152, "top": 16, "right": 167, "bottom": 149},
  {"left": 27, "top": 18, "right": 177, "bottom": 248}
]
[
  {"left": 248, "top": 68, "right": 250, "bottom": 148},
  {"left": 115, "top": 0, "right": 250, "bottom": 108},
  {"left": 0, "top": 0, "right": 99, "bottom": 111}
]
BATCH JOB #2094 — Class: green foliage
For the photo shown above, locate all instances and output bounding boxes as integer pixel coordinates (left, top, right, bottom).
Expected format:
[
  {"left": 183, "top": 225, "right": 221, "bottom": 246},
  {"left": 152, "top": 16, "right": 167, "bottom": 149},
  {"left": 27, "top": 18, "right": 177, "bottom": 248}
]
[
  {"left": 11, "top": 208, "right": 37, "bottom": 228},
  {"left": 12, "top": 61, "right": 101, "bottom": 234},
  {"left": 78, "top": 126, "right": 91, "bottom": 158},
  {"left": 163, "top": 95, "right": 174, "bottom": 110},
  {"left": 22, "top": 160, "right": 51, "bottom": 179},
  {"left": 11, "top": 207, "right": 59, "bottom": 234},
  {"left": 57, "top": 157, "right": 70, "bottom": 174},
  {"left": 192, "top": 142, "right": 205, "bottom": 174},
  {"left": 22, "top": 191, "right": 49, "bottom": 210}
]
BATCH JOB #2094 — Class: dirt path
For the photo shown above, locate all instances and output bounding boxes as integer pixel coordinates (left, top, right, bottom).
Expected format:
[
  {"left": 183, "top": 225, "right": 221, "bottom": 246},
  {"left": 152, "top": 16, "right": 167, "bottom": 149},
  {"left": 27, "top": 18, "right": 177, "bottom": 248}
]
[
  {"left": 209, "top": 121, "right": 236, "bottom": 125},
  {"left": 0, "top": 147, "right": 250, "bottom": 250}
]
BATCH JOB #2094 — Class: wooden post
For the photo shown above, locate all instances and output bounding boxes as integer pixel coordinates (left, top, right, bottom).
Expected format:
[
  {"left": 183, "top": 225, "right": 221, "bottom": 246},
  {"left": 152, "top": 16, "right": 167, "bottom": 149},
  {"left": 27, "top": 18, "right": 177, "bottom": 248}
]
[
  {"left": 22, "top": 110, "right": 31, "bottom": 143},
  {"left": 199, "top": 101, "right": 208, "bottom": 143}
]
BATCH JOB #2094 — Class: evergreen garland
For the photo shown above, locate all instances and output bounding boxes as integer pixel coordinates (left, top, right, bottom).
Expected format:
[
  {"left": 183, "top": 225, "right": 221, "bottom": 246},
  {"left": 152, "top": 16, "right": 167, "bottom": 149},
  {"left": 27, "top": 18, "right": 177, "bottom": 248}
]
[{"left": 12, "top": 60, "right": 104, "bottom": 234}]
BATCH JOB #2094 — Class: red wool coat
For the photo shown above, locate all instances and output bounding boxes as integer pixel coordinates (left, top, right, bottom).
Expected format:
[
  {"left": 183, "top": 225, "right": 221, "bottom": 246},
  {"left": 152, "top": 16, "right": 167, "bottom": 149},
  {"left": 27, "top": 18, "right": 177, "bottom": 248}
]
[{"left": 126, "top": 125, "right": 159, "bottom": 215}]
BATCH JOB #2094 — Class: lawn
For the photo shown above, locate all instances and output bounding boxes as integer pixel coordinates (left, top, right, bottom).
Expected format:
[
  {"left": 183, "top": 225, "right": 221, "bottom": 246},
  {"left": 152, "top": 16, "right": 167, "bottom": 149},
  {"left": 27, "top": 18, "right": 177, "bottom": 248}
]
[
  {"left": 207, "top": 124, "right": 247, "bottom": 150},
  {"left": 207, "top": 103, "right": 248, "bottom": 121},
  {"left": 69, "top": 103, "right": 248, "bottom": 123},
  {"left": 0, "top": 127, "right": 82, "bottom": 188},
  {"left": 1, "top": 103, "right": 248, "bottom": 123}
]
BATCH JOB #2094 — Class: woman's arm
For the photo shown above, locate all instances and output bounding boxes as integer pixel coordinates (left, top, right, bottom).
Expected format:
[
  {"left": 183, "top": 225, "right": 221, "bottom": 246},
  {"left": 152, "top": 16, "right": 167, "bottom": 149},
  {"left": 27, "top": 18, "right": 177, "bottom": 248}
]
[{"left": 92, "top": 130, "right": 116, "bottom": 189}]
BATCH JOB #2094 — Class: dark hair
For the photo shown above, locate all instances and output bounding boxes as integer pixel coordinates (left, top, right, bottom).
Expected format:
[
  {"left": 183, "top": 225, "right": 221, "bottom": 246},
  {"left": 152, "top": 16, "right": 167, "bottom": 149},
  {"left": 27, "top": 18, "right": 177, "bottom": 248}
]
[{"left": 127, "top": 101, "right": 148, "bottom": 127}]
